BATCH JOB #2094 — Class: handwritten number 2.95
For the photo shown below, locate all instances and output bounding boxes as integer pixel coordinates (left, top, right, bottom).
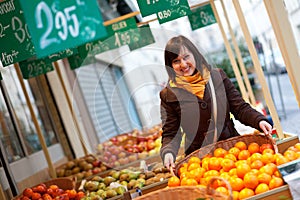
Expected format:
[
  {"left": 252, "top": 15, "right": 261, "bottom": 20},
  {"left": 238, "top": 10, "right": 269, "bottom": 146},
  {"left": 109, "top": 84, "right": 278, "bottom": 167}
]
[{"left": 35, "top": 2, "right": 79, "bottom": 49}]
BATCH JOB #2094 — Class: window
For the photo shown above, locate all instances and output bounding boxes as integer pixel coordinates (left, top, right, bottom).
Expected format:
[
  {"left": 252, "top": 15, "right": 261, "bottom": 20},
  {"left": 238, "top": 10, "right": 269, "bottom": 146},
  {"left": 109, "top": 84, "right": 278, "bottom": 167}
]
[{"left": 0, "top": 65, "right": 58, "bottom": 162}]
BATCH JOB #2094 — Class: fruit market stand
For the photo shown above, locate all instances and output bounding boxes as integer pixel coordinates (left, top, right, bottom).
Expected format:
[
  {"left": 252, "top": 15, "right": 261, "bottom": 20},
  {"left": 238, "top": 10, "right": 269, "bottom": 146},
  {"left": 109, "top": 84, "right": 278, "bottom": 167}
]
[
  {"left": 6, "top": 0, "right": 300, "bottom": 199},
  {"left": 13, "top": 129, "right": 300, "bottom": 200}
]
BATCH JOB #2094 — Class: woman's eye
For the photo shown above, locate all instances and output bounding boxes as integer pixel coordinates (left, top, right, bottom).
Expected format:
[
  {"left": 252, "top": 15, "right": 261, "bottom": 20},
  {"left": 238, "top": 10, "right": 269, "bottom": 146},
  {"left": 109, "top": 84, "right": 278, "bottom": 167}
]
[
  {"left": 184, "top": 55, "right": 190, "bottom": 60},
  {"left": 173, "top": 59, "right": 180, "bottom": 64}
]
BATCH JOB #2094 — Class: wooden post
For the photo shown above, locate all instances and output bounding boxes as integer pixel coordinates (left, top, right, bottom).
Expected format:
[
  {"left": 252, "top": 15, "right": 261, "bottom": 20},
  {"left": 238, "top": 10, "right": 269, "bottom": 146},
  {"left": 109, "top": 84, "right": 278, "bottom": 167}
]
[
  {"left": 220, "top": 0, "right": 256, "bottom": 106},
  {"left": 210, "top": 0, "right": 250, "bottom": 103},
  {"left": 53, "top": 62, "right": 89, "bottom": 156},
  {"left": 14, "top": 63, "right": 56, "bottom": 178},
  {"left": 232, "top": 0, "right": 284, "bottom": 139},
  {"left": 263, "top": 0, "right": 300, "bottom": 107}
]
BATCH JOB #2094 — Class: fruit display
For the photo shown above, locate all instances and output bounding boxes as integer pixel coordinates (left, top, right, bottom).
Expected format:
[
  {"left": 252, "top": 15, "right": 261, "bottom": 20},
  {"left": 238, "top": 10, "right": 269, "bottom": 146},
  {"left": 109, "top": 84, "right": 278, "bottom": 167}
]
[
  {"left": 14, "top": 137, "right": 300, "bottom": 200},
  {"left": 170, "top": 141, "right": 290, "bottom": 199},
  {"left": 14, "top": 180, "right": 84, "bottom": 200},
  {"left": 56, "top": 155, "right": 110, "bottom": 182},
  {"left": 96, "top": 125, "right": 163, "bottom": 168},
  {"left": 80, "top": 164, "right": 172, "bottom": 200}
]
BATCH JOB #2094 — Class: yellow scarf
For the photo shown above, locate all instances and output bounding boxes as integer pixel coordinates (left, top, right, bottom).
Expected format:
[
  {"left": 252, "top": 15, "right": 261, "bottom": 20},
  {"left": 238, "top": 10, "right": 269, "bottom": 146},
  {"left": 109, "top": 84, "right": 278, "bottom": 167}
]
[{"left": 169, "top": 68, "right": 210, "bottom": 99}]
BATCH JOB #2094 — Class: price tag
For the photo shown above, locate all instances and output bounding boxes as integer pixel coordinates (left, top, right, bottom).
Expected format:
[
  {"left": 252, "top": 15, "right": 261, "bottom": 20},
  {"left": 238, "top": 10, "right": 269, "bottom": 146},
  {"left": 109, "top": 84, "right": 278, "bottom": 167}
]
[
  {"left": 128, "top": 25, "right": 155, "bottom": 51},
  {"left": 137, "top": 0, "right": 163, "bottom": 17},
  {"left": 156, "top": 0, "right": 191, "bottom": 24},
  {"left": 188, "top": 4, "right": 216, "bottom": 30},
  {"left": 19, "top": 58, "right": 54, "bottom": 79},
  {"left": 68, "top": 17, "right": 140, "bottom": 70},
  {"left": 0, "top": 0, "right": 35, "bottom": 66},
  {"left": 19, "top": 0, "right": 107, "bottom": 58},
  {"left": 47, "top": 48, "right": 77, "bottom": 62}
]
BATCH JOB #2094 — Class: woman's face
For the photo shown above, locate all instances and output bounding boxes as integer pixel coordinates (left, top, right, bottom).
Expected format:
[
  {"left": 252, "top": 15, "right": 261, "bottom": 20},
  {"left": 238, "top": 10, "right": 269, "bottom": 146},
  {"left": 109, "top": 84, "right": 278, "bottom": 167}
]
[{"left": 171, "top": 46, "right": 196, "bottom": 76}]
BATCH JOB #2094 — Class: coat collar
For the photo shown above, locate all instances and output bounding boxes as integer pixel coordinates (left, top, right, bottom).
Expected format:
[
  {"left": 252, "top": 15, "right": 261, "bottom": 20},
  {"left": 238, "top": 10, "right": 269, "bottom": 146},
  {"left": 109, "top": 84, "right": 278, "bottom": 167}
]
[{"left": 164, "top": 69, "right": 223, "bottom": 103}]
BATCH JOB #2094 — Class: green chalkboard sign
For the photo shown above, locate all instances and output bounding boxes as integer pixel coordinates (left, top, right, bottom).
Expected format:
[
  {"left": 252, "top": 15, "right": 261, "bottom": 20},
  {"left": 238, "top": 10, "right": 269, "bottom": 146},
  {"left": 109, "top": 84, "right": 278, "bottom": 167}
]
[
  {"left": 19, "top": 58, "right": 54, "bottom": 79},
  {"left": 156, "top": 0, "right": 191, "bottom": 24},
  {"left": 19, "top": 0, "right": 107, "bottom": 58},
  {"left": 0, "top": 0, "right": 35, "bottom": 67},
  {"left": 68, "top": 17, "right": 140, "bottom": 70},
  {"left": 19, "top": 48, "right": 76, "bottom": 78},
  {"left": 129, "top": 25, "right": 155, "bottom": 51},
  {"left": 137, "top": 0, "right": 162, "bottom": 17},
  {"left": 188, "top": 4, "right": 216, "bottom": 30},
  {"left": 106, "top": 17, "right": 137, "bottom": 35},
  {"left": 47, "top": 48, "right": 77, "bottom": 62}
]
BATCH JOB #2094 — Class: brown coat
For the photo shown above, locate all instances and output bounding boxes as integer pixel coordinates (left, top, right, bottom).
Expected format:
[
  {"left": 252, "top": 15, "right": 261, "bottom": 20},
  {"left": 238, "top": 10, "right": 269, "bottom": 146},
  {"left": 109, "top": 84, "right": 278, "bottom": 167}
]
[{"left": 160, "top": 68, "right": 269, "bottom": 160}]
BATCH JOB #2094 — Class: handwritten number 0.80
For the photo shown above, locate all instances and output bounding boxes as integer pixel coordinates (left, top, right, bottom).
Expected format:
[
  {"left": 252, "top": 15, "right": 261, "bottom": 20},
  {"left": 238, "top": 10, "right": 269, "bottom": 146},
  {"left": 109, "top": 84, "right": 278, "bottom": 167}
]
[
  {"left": 158, "top": 10, "right": 171, "bottom": 20},
  {"left": 35, "top": 2, "right": 79, "bottom": 49}
]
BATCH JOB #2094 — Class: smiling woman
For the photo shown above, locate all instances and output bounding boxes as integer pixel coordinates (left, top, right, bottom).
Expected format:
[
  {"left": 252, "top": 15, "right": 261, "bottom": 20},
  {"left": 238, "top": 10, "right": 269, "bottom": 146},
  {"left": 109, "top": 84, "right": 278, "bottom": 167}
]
[{"left": 160, "top": 35, "right": 273, "bottom": 170}]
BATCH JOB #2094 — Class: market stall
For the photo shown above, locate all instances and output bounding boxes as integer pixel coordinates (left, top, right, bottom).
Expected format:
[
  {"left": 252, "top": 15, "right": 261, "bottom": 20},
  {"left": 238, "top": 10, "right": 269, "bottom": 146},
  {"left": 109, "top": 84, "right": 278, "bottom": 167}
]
[{"left": 0, "top": 0, "right": 299, "bottom": 200}]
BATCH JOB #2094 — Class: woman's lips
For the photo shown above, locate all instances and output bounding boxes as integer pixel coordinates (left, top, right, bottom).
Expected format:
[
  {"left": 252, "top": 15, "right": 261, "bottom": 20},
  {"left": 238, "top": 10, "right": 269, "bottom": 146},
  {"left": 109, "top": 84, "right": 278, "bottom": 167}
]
[{"left": 182, "top": 67, "right": 190, "bottom": 72}]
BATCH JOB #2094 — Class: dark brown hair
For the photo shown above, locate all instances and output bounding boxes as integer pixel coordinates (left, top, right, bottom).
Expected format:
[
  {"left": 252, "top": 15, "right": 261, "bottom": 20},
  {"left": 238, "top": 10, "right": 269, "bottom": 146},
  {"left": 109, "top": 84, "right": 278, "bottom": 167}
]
[{"left": 164, "top": 35, "right": 211, "bottom": 82}]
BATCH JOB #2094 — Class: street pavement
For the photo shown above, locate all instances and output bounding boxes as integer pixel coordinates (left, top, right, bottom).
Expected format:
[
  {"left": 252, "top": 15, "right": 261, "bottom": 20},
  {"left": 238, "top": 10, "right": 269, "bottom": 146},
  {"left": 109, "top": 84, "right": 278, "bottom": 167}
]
[{"left": 265, "top": 73, "right": 300, "bottom": 136}]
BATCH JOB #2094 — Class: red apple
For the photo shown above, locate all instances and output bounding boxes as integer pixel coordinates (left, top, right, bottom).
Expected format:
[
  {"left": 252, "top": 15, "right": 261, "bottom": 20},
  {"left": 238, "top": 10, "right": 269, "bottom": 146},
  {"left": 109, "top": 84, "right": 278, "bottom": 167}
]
[
  {"left": 52, "top": 188, "right": 64, "bottom": 198},
  {"left": 55, "top": 193, "right": 69, "bottom": 200},
  {"left": 75, "top": 191, "right": 85, "bottom": 200},
  {"left": 33, "top": 184, "right": 46, "bottom": 194},
  {"left": 42, "top": 193, "right": 53, "bottom": 200},
  {"left": 22, "top": 188, "right": 33, "bottom": 198},
  {"left": 66, "top": 189, "right": 77, "bottom": 199},
  {"left": 92, "top": 167, "right": 102, "bottom": 174},
  {"left": 31, "top": 192, "right": 41, "bottom": 200},
  {"left": 21, "top": 196, "right": 30, "bottom": 200}
]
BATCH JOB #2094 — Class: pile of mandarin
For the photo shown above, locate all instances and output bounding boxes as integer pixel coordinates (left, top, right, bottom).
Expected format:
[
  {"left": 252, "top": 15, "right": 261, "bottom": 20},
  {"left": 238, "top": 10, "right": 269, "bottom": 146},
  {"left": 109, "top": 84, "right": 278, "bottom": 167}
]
[{"left": 168, "top": 142, "right": 300, "bottom": 200}]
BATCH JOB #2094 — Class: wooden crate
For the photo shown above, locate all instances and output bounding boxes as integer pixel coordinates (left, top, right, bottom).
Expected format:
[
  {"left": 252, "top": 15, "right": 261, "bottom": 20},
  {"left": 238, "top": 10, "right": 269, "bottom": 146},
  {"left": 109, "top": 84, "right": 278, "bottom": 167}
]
[
  {"left": 114, "top": 154, "right": 162, "bottom": 170},
  {"left": 277, "top": 132, "right": 299, "bottom": 153},
  {"left": 246, "top": 185, "right": 292, "bottom": 200}
]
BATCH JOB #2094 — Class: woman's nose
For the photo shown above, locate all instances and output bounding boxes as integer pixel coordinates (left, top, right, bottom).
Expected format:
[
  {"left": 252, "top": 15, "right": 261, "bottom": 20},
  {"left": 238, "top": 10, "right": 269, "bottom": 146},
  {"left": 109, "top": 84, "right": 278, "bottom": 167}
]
[{"left": 180, "top": 59, "right": 187, "bottom": 67}]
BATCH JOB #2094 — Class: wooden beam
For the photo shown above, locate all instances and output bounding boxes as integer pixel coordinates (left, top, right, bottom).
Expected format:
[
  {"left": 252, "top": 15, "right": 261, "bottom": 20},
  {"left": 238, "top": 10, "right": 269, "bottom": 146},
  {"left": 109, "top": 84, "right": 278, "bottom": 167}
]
[
  {"left": 103, "top": 11, "right": 140, "bottom": 26},
  {"left": 220, "top": 0, "right": 256, "bottom": 106},
  {"left": 232, "top": 0, "right": 284, "bottom": 139},
  {"left": 14, "top": 63, "right": 56, "bottom": 178},
  {"left": 263, "top": 0, "right": 300, "bottom": 107},
  {"left": 53, "top": 62, "right": 89, "bottom": 156},
  {"left": 210, "top": 0, "right": 249, "bottom": 102}
]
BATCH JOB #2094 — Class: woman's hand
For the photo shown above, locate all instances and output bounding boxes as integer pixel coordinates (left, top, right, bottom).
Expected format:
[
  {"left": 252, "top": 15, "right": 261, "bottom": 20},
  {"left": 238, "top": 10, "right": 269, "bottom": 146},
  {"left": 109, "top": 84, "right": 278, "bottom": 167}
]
[
  {"left": 259, "top": 120, "right": 273, "bottom": 136},
  {"left": 164, "top": 153, "right": 175, "bottom": 170}
]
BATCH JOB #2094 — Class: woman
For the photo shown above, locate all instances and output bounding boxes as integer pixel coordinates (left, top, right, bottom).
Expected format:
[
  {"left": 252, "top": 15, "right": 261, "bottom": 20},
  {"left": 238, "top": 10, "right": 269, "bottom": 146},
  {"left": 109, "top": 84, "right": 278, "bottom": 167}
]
[{"left": 160, "top": 35, "right": 273, "bottom": 169}]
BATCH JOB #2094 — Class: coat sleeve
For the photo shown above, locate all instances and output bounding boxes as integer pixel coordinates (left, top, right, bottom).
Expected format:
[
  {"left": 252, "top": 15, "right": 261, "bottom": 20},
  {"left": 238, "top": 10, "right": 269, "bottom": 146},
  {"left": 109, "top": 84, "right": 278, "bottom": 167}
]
[
  {"left": 219, "top": 69, "right": 271, "bottom": 131},
  {"left": 159, "top": 89, "right": 182, "bottom": 162}
]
